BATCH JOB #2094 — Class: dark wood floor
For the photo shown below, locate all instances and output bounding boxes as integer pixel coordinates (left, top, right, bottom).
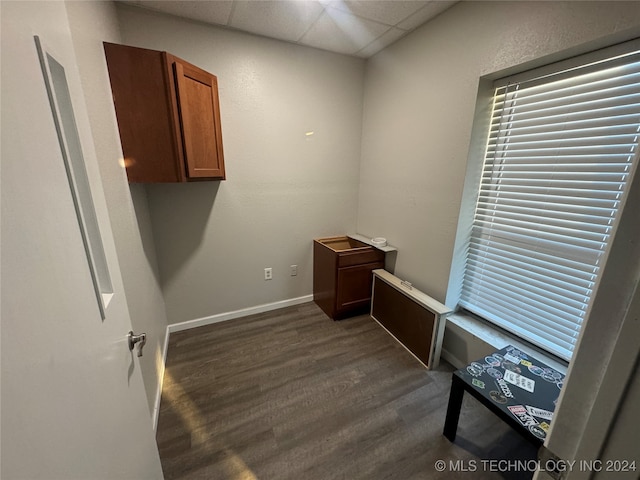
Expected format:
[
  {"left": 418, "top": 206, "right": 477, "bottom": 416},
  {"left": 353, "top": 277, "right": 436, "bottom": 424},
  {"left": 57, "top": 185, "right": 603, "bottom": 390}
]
[{"left": 156, "top": 302, "right": 536, "bottom": 479}]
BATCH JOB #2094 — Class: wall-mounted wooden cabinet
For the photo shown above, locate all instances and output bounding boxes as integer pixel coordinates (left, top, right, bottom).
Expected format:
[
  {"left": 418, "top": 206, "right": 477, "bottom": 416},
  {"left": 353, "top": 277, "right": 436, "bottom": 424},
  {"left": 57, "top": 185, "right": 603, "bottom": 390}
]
[
  {"left": 313, "top": 236, "right": 385, "bottom": 320},
  {"left": 104, "top": 43, "right": 225, "bottom": 183}
]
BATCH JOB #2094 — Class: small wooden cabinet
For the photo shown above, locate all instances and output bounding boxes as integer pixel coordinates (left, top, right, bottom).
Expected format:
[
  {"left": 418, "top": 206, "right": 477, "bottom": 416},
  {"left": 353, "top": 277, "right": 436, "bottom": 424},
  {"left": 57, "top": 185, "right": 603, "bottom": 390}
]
[
  {"left": 313, "top": 236, "right": 385, "bottom": 320},
  {"left": 104, "top": 43, "right": 225, "bottom": 183},
  {"left": 371, "top": 269, "right": 451, "bottom": 368}
]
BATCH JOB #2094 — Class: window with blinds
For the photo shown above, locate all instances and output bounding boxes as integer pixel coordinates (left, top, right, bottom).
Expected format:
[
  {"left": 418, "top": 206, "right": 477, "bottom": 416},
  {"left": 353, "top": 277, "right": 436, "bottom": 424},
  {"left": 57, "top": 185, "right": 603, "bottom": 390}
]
[{"left": 460, "top": 43, "right": 640, "bottom": 361}]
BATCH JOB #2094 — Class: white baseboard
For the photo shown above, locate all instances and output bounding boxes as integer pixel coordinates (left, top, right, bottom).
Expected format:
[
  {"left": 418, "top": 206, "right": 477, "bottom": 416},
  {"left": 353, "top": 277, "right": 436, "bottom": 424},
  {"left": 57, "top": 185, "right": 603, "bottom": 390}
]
[
  {"left": 152, "top": 325, "right": 170, "bottom": 432},
  {"left": 441, "top": 347, "right": 465, "bottom": 370},
  {"left": 167, "top": 295, "right": 314, "bottom": 333}
]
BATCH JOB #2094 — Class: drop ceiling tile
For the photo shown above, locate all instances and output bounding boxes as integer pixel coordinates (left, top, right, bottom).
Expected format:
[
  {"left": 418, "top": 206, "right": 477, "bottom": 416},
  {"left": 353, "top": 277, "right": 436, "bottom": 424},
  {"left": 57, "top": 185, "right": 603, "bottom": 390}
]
[
  {"left": 230, "top": 0, "right": 325, "bottom": 42},
  {"left": 356, "top": 27, "right": 408, "bottom": 57},
  {"left": 301, "top": 7, "right": 391, "bottom": 55},
  {"left": 131, "top": 1, "right": 234, "bottom": 25},
  {"left": 332, "top": 0, "right": 429, "bottom": 26},
  {"left": 397, "top": 0, "right": 457, "bottom": 31},
  {"left": 122, "top": 0, "right": 456, "bottom": 58}
]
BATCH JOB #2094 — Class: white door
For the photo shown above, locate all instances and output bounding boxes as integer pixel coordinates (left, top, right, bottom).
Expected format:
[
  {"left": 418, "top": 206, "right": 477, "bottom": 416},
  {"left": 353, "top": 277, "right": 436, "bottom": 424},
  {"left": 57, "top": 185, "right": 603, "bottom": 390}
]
[{"left": 1, "top": 2, "right": 163, "bottom": 478}]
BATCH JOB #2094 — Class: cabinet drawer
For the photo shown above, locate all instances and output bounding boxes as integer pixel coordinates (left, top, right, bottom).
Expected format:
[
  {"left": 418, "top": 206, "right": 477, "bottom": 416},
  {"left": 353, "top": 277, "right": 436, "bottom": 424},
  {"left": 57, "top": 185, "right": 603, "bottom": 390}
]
[{"left": 338, "top": 248, "right": 384, "bottom": 268}]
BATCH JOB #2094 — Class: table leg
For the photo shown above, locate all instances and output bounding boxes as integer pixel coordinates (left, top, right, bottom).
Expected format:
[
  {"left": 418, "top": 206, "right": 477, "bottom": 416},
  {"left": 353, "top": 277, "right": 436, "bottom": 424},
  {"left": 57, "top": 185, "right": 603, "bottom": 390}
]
[{"left": 443, "top": 374, "right": 465, "bottom": 442}]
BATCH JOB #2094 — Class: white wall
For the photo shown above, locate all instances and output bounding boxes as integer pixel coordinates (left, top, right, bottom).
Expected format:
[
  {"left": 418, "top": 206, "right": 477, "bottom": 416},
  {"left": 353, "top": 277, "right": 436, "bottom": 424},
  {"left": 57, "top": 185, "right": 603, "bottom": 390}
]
[
  {"left": 116, "top": 5, "right": 366, "bottom": 324},
  {"left": 65, "top": 0, "right": 169, "bottom": 416},
  {"left": 358, "top": 0, "right": 640, "bottom": 304},
  {"left": 593, "top": 352, "right": 640, "bottom": 480}
]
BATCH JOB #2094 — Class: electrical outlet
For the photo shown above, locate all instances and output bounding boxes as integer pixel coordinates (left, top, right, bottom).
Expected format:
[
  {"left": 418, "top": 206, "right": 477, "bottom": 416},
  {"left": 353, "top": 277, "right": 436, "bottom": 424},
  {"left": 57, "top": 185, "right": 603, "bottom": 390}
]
[
  {"left": 290, "top": 265, "right": 298, "bottom": 276},
  {"left": 264, "top": 267, "right": 272, "bottom": 280}
]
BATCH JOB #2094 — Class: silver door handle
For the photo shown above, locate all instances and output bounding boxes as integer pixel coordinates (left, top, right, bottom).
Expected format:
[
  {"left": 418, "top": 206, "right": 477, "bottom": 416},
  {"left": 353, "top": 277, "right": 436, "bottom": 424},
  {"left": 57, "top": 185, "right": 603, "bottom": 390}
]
[{"left": 128, "top": 331, "right": 147, "bottom": 357}]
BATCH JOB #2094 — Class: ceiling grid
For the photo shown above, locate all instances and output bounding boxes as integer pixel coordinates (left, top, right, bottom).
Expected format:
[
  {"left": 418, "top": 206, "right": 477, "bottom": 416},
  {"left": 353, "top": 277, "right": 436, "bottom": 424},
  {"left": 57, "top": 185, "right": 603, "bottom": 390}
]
[{"left": 121, "top": 1, "right": 457, "bottom": 57}]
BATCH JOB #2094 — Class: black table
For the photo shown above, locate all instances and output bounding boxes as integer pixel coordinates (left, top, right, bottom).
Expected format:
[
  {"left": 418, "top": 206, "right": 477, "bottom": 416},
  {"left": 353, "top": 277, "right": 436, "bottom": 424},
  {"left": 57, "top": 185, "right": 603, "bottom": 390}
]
[{"left": 443, "top": 345, "right": 565, "bottom": 446}]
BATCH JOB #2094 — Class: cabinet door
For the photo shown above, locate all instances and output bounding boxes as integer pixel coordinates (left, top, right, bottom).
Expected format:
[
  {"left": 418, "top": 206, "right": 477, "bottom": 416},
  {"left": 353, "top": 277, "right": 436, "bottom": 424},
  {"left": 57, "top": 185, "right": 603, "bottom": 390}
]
[
  {"left": 105, "top": 44, "right": 184, "bottom": 182},
  {"left": 174, "top": 61, "right": 225, "bottom": 179},
  {"left": 336, "top": 262, "right": 384, "bottom": 314},
  {"left": 371, "top": 276, "right": 436, "bottom": 366}
]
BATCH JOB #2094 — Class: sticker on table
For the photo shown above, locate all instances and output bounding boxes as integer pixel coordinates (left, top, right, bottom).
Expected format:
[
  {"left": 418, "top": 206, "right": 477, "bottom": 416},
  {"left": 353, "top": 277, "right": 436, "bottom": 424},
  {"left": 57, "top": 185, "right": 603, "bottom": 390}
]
[
  {"left": 495, "top": 378, "right": 514, "bottom": 398},
  {"left": 471, "top": 361, "right": 485, "bottom": 372},
  {"left": 508, "top": 405, "right": 539, "bottom": 427},
  {"left": 492, "top": 353, "right": 504, "bottom": 364},
  {"left": 485, "top": 356, "right": 501, "bottom": 367},
  {"left": 503, "top": 361, "right": 522, "bottom": 374},
  {"left": 525, "top": 405, "right": 554, "bottom": 421},
  {"left": 539, "top": 422, "right": 550, "bottom": 432},
  {"left": 489, "top": 390, "right": 508, "bottom": 404},
  {"left": 467, "top": 363, "right": 483, "bottom": 377},
  {"left": 472, "top": 378, "right": 485, "bottom": 389},
  {"left": 541, "top": 371, "right": 557, "bottom": 383},
  {"left": 528, "top": 424, "right": 547, "bottom": 439},
  {"left": 556, "top": 381, "right": 563, "bottom": 390},
  {"left": 542, "top": 368, "right": 563, "bottom": 380},
  {"left": 486, "top": 367, "right": 503, "bottom": 380},
  {"left": 504, "top": 353, "right": 521, "bottom": 364},
  {"left": 528, "top": 365, "right": 545, "bottom": 376},
  {"left": 520, "top": 360, "right": 533, "bottom": 367},
  {"left": 507, "top": 348, "right": 528, "bottom": 360},
  {"left": 503, "top": 369, "right": 535, "bottom": 393}
]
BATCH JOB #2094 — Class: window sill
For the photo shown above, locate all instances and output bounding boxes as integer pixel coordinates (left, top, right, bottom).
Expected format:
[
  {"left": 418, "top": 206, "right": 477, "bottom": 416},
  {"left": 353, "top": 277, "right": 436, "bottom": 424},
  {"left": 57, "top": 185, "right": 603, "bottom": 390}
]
[{"left": 445, "top": 312, "right": 568, "bottom": 375}]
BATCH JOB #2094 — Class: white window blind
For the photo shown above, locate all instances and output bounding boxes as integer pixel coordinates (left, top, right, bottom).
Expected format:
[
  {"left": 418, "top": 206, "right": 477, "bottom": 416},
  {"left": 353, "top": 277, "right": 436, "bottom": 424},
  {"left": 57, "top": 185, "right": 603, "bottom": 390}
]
[{"left": 460, "top": 45, "right": 640, "bottom": 361}]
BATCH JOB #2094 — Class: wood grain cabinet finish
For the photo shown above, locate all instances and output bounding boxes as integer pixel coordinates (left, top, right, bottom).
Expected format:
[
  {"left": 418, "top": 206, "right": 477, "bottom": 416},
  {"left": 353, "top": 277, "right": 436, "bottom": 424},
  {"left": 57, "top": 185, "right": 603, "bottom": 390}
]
[
  {"left": 370, "top": 270, "right": 451, "bottom": 369},
  {"left": 313, "top": 236, "right": 385, "bottom": 320},
  {"left": 104, "top": 43, "right": 225, "bottom": 183}
]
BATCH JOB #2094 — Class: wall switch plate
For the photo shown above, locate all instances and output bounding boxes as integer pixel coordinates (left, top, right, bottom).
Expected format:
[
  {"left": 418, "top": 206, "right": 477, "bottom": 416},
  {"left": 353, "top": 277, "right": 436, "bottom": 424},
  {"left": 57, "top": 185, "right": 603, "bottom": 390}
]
[
  {"left": 264, "top": 267, "right": 272, "bottom": 280},
  {"left": 290, "top": 265, "right": 298, "bottom": 276}
]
